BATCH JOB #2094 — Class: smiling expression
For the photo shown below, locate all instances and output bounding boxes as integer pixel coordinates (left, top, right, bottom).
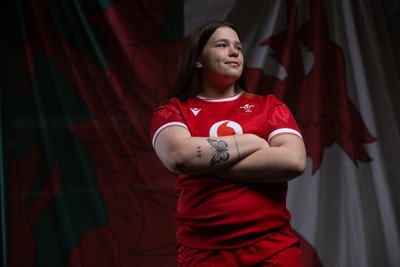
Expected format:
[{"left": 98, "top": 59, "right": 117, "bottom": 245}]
[{"left": 197, "top": 26, "right": 244, "bottom": 95}]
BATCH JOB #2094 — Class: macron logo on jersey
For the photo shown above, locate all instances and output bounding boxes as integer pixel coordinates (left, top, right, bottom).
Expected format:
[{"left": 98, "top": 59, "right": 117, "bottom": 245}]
[{"left": 190, "top": 108, "right": 202, "bottom": 116}]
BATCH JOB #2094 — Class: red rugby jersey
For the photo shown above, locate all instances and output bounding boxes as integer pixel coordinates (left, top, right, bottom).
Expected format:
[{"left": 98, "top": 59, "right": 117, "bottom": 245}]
[{"left": 151, "top": 92, "right": 302, "bottom": 249}]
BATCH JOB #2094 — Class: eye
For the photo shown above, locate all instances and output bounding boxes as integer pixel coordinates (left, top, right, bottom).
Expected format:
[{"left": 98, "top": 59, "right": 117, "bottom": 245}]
[{"left": 217, "top": 43, "right": 227, "bottom": 47}]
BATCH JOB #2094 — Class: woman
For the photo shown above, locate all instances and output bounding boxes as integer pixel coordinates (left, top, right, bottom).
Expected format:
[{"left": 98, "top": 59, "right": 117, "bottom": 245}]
[{"left": 151, "top": 21, "right": 306, "bottom": 267}]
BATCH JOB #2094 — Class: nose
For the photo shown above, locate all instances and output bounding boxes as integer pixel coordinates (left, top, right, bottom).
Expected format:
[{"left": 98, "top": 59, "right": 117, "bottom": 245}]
[{"left": 229, "top": 46, "right": 239, "bottom": 57}]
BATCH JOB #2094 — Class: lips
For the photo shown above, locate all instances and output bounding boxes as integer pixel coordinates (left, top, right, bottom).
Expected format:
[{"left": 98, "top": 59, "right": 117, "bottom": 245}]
[{"left": 225, "top": 61, "right": 240, "bottom": 66}]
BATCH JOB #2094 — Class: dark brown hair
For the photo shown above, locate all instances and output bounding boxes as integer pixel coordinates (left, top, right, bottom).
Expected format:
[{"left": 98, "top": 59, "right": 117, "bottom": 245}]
[{"left": 164, "top": 21, "right": 247, "bottom": 102}]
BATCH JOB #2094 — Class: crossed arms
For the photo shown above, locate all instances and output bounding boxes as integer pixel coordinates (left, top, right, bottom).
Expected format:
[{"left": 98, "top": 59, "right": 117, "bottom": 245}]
[{"left": 153, "top": 125, "right": 306, "bottom": 183}]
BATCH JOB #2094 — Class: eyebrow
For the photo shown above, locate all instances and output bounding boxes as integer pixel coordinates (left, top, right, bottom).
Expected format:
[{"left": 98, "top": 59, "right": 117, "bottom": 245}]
[{"left": 214, "top": 39, "right": 242, "bottom": 46}]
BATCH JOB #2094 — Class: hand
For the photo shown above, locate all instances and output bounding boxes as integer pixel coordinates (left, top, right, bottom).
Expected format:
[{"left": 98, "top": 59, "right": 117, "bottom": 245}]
[{"left": 249, "top": 134, "right": 270, "bottom": 150}]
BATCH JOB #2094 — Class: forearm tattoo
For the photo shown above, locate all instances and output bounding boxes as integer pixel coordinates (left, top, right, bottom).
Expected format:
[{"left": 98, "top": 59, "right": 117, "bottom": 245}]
[
  {"left": 207, "top": 139, "right": 230, "bottom": 166},
  {"left": 196, "top": 146, "right": 201, "bottom": 157}
]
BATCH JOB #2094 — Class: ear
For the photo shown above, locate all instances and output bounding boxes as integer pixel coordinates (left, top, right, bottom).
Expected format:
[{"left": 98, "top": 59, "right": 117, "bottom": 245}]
[{"left": 195, "top": 61, "right": 202, "bottom": 68}]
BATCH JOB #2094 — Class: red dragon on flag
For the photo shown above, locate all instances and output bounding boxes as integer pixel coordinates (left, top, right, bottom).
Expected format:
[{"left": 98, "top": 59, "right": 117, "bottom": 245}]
[
  {"left": 246, "top": 0, "right": 376, "bottom": 173},
  {"left": 9, "top": 0, "right": 182, "bottom": 266}
]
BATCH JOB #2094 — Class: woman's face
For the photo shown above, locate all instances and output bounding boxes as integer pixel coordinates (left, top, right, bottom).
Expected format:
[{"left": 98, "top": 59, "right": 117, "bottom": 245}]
[{"left": 197, "top": 26, "right": 244, "bottom": 88}]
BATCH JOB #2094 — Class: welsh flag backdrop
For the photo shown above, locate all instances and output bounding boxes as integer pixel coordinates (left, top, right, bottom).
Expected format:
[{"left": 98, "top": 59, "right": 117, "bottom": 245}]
[{"left": 2, "top": 0, "right": 400, "bottom": 267}]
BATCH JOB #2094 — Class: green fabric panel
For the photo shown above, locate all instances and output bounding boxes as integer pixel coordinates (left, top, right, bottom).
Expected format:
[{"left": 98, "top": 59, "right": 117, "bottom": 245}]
[{"left": 1, "top": 0, "right": 183, "bottom": 266}]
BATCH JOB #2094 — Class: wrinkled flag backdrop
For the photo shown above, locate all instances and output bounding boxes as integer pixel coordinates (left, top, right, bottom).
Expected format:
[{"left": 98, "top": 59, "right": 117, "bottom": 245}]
[{"left": 2, "top": 0, "right": 400, "bottom": 266}]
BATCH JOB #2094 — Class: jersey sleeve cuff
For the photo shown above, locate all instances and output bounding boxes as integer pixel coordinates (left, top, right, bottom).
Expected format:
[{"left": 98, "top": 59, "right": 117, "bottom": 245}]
[
  {"left": 267, "top": 128, "right": 302, "bottom": 143},
  {"left": 152, "top": 122, "right": 189, "bottom": 147}
]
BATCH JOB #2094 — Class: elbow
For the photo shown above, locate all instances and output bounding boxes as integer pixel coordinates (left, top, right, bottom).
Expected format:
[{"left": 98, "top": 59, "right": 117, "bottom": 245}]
[
  {"left": 154, "top": 146, "right": 186, "bottom": 173},
  {"left": 164, "top": 150, "right": 188, "bottom": 174},
  {"left": 290, "top": 155, "right": 306, "bottom": 178},
  {"left": 153, "top": 135, "right": 194, "bottom": 174}
]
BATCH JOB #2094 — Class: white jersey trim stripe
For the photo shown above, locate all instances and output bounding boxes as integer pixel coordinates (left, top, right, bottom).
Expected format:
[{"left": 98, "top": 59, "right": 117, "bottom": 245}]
[
  {"left": 152, "top": 122, "right": 188, "bottom": 147},
  {"left": 196, "top": 91, "right": 243, "bottom": 102},
  {"left": 267, "top": 128, "right": 302, "bottom": 143}
]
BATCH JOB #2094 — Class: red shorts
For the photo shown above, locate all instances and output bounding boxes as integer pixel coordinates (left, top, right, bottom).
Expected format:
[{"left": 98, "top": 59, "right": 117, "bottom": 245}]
[{"left": 177, "top": 238, "right": 302, "bottom": 267}]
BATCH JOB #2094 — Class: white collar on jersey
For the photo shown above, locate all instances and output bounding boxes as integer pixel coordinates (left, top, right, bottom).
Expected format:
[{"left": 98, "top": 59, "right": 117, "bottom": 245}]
[{"left": 196, "top": 91, "right": 243, "bottom": 102}]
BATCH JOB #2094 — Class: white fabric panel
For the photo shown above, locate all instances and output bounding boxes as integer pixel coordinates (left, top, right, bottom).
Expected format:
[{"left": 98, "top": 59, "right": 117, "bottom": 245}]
[{"left": 184, "top": 0, "right": 400, "bottom": 266}]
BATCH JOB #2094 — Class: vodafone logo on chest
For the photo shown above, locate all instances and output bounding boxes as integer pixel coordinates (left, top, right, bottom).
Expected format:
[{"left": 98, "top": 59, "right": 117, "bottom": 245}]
[{"left": 209, "top": 120, "right": 243, "bottom": 137}]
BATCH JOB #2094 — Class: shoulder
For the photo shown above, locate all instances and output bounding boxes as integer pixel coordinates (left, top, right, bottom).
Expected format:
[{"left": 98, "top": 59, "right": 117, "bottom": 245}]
[
  {"left": 241, "top": 92, "right": 283, "bottom": 106},
  {"left": 156, "top": 97, "right": 182, "bottom": 109},
  {"left": 154, "top": 97, "right": 192, "bottom": 113}
]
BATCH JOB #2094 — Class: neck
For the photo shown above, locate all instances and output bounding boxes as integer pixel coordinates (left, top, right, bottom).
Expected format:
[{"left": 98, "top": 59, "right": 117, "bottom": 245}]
[{"left": 200, "top": 83, "right": 238, "bottom": 99}]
